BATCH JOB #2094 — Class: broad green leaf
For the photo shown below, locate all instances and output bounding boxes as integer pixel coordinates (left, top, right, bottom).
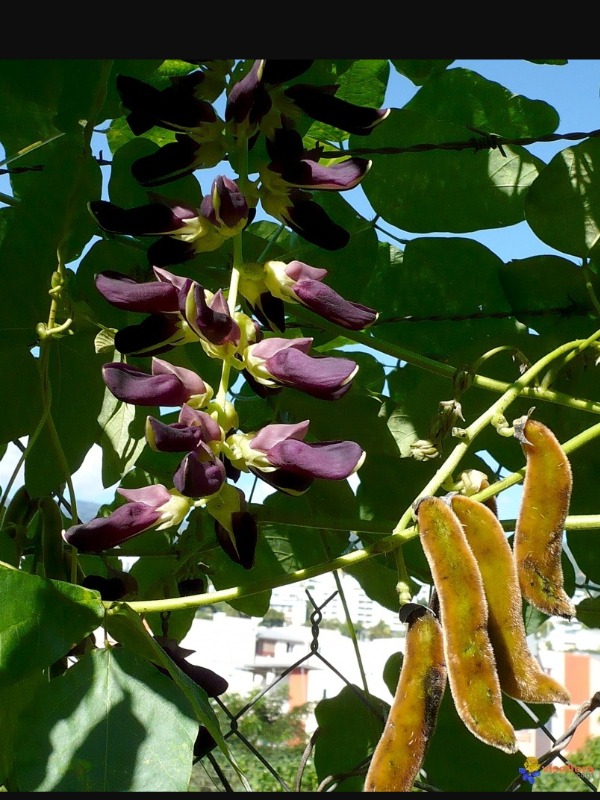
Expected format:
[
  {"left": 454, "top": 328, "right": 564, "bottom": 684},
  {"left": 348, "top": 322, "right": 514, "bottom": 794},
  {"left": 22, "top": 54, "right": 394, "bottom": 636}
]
[
  {"left": 344, "top": 553, "right": 409, "bottom": 613},
  {"left": 499, "top": 254, "right": 599, "bottom": 338},
  {"left": 525, "top": 137, "right": 600, "bottom": 257},
  {"left": 0, "top": 343, "right": 42, "bottom": 446},
  {"left": 313, "top": 684, "right": 388, "bottom": 792},
  {"left": 0, "top": 564, "right": 104, "bottom": 686},
  {"left": 422, "top": 688, "right": 529, "bottom": 792},
  {"left": 25, "top": 331, "right": 107, "bottom": 497},
  {"left": 576, "top": 596, "right": 600, "bottom": 629},
  {"left": 356, "top": 67, "right": 555, "bottom": 233},
  {"left": 367, "top": 236, "right": 526, "bottom": 364},
  {"left": 260, "top": 480, "right": 355, "bottom": 573},
  {"left": 0, "top": 671, "right": 45, "bottom": 789},
  {"left": 14, "top": 647, "right": 198, "bottom": 792},
  {"left": 97, "top": 379, "right": 148, "bottom": 489},
  {"left": 391, "top": 59, "right": 454, "bottom": 85},
  {"left": 104, "top": 604, "right": 228, "bottom": 757}
]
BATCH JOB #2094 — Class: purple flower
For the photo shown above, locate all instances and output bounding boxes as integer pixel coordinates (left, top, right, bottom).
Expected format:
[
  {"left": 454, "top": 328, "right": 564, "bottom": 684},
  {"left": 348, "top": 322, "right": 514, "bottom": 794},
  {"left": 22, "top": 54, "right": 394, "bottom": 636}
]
[
  {"left": 63, "top": 485, "right": 192, "bottom": 552},
  {"left": 244, "top": 337, "right": 358, "bottom": 401},
  {"left": 263, "top": 260, "right": 378, "bottom": 330},
  {"left": 173, "top": 447, "right": 227, "bottom": 498},
  {"left": 89, "top": 176, "right": 251, "bottom": 267},
  {"left": 145, "top": 406, "right": 222, "bottom": 453},
  {"left": 103, "top": 358, "right": 213, "bottom": 408},
  {"left": 258, "top": 129, "right": 371, "bottom": 250},
  {"left": 226, "top": 420, "right": 365, "bottom": 495}
]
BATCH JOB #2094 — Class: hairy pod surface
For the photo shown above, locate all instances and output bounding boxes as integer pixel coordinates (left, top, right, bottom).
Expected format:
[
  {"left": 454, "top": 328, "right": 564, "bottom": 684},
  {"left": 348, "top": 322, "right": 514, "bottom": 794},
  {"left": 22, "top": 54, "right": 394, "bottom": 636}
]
[
  {"left": 364, "top": 606, "right": 447, "bottom": 792},
  {"left": 40, "top": 496, "right": 67, "bottom": 581},
  {"left": 513, "top": 417, "right": 575, "bottom": 618},
  {"left": 451, "top": 494, "right": 570, "bottom": 705},
  {"left": 417, "top": 495, "right": 517, "bottom": 754}
]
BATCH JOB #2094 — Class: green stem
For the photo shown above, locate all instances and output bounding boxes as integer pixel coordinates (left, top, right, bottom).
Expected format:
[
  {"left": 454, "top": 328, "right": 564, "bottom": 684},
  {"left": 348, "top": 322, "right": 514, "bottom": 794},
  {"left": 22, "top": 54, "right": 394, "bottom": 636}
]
[
  {"left": 392, "top": 336, "right": 596, "bottom": 536},
  {"left": 582, "top": 260, "right": 600, "bottom": 318},
  {"left": 333, "top": 570, "right": 369, "bottom": 694},
  {"left": 0, "top": 190, "right": 18, "bottom": 207},
  {"left": 292, "top": 307, "right": 600, "bottom": 416}
]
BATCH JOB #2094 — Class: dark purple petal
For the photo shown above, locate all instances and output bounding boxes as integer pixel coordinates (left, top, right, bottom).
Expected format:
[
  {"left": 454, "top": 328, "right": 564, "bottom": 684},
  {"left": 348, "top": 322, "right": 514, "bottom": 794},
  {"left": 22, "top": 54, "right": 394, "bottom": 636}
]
[
  {"left": 293, "top": 280, "right": 378, "bottom": 330},
  {"left": 267, "top": 439, "right": 365, "bottom": 479},
  {"left": 118, "top": 484, "right": 171, "bottom": 506},
  {"left": 146, "top": 417, "right": 204, "bottom": 452},
  {"left": 250, "top": 420, "right": 309, "bottom": 452},
  {"left": 265, "top": 348, "right": 358, "bottom": 400},
  {"left": 215, "top": 511, "right": 257, "bottom": 569},
  {"left": 281, "top": 192, "right": 350, "bottom": 251},
  {"left": 265, "top": 128, "right": 306, "bottom": 163},
  {"left": 63, "top": 503, "right": 161, "bottom": 551},
  {"left": 117, "top": 73, "right": 216, "bottom": 135},
  {"left": 250, "top": 336, "right": 312, "bottom": 360},
  {"left": 95, "top": 270, "right": 180, "bottom": 313},
  {"left": 103, "top": 362, "right": 189, "bottom": 406},
  {"left": 173, "top": 450, "right": 226, "bottom": 497},
  {"left": 152, "top": 358, "right": 208, "bottom": 397},
  {"left": 225, "top": 60, "right": 267, "bottom": 125},
  {"left": 147, "top": 237, "right": 197, "bottom": 267},
  {"left": 242, "top": 368, "right": 282, "bottom": 399},
  {"left": 131, "top": 137, "right": 205, "bottom": 187},
  {"left": 249, "top": 466, "right": 313, "bottom": 496},
  {"left": 250, "top": 292, "right": 286, "bottom": 333},
  {"left": 279, "top": 157, "right": 371, "bottom": 191},
  {"left": 183, "top": 282, "right": 236, "bottom": 344},
  {"left": 114, "top": 313, "right": 184, "bottom": 357},
  {"left": 262, "top": 60, "right": 313, "bottom": 86},
  {"left": 201, "top": 176, "right": 249, "bottom": 228},
  {"left": 89, "top": 200, "right": 190, "bottom": 236},
  {"left": 178, "top": 406, "right": 222, "bottom": 442},
  {"left": 285, "top": 84, "right": 390, "bottom": 136}
]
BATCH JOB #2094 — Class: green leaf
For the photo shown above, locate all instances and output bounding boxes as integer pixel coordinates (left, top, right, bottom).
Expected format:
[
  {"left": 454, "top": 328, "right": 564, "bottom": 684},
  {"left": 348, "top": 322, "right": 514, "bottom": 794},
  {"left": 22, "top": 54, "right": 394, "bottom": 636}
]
[
  {"left": 14, "top": 647, "right": 198, "bottom": 792},
  {"left": 357, "top": 67, "right": 555, "bottom": 233},
  {"left": 0, "top": 671, "right": 45, "bottom": 789},
  {"left": 25, "top": 331, "right": 108, "bottom": 497},
  {"left": 97, "top": 379, "right": 148, "bottom": 489},
  {"left": 576, "top": 596, "right": 600, "bottom": 629},
  {"left": 313, "top": 684, "right": 388, "bottom": 792},
  {"left": 525, "top": 137, "right": 600, "bottom": 257},
  {"left": 422, "top": 688, "right": 528, "bottom": 791},
  {"left": 391, "top": 59, "right": 454, "bottom": 85},
  {"left": 0, "top": 564, "right": 104, "bottom": 686},
  {"left": 0, "top": 343, "right": 42, "bottom": 445}
]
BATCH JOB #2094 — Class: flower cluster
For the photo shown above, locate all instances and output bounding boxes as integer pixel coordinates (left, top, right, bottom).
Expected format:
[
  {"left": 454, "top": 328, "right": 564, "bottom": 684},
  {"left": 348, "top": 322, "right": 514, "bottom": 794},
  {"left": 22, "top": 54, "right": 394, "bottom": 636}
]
[
  {"left": 65, "top": 60, "right": 384, "bottom": 572},
  {"left": 90, "top": 59, "right": 389, "bottom": 255}
]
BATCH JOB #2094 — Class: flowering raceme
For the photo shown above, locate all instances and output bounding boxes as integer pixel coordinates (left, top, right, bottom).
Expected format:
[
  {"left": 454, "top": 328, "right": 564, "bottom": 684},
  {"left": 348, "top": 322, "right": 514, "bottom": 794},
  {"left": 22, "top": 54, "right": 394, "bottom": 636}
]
[{"left": 78, "top": 59, "right": 380, "bottom": 570}]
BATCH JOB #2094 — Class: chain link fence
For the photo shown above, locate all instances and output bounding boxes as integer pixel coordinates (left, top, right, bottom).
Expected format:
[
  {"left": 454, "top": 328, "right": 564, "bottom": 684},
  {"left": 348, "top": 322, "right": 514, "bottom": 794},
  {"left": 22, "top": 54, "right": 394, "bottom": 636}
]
[{"left": 188, "top": 590, "right": 599, "bottom": 792}]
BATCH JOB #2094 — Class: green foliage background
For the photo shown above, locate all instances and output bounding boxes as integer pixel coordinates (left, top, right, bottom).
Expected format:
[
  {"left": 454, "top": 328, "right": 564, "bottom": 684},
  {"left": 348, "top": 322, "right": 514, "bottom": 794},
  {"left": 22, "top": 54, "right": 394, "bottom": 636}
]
[{"left": 0, "top": 58, "right": 599, "bottom": 792}]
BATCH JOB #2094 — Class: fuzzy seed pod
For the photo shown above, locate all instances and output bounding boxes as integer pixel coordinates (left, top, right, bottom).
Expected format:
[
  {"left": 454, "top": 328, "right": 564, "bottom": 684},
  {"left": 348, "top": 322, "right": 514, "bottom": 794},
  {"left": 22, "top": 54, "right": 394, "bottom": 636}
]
[
  {"left": 417, "top": 495, "right": 517, "bottom": 754},
  {"left": 451, "top": 494, "right": 570, "bottom": 705},
  {"left": 40, "top": 496, "right": 67, "bottom": 581},
  {"left": 364, "top": 605, "right": 447, "bottom": 792},
  {"left": 513, "top": 417, "right": 575, "bottom": 618}
]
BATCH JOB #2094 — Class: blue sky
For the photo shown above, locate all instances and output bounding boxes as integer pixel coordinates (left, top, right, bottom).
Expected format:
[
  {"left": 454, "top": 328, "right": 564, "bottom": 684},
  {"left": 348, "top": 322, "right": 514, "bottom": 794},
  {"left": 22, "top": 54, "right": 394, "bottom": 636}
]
[{"left": 1, "top": 59, "right": 599, "bottom": 519}]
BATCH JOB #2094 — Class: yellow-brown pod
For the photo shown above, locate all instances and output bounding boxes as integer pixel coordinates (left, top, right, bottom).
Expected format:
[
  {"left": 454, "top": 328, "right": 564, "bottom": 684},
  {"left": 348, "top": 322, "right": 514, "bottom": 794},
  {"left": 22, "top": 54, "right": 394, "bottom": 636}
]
[
  {"left": 451, "top": 494, "right": 570, "bottom": 705},
  {"left": 513, "top": 416, "right": 575, "bottom": 618},
  {"left": 417, "top": 495, "right": 517, "bottom": 754},
  {"left": 364, "top": 605, "right": 447, "bottom": 792}
]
